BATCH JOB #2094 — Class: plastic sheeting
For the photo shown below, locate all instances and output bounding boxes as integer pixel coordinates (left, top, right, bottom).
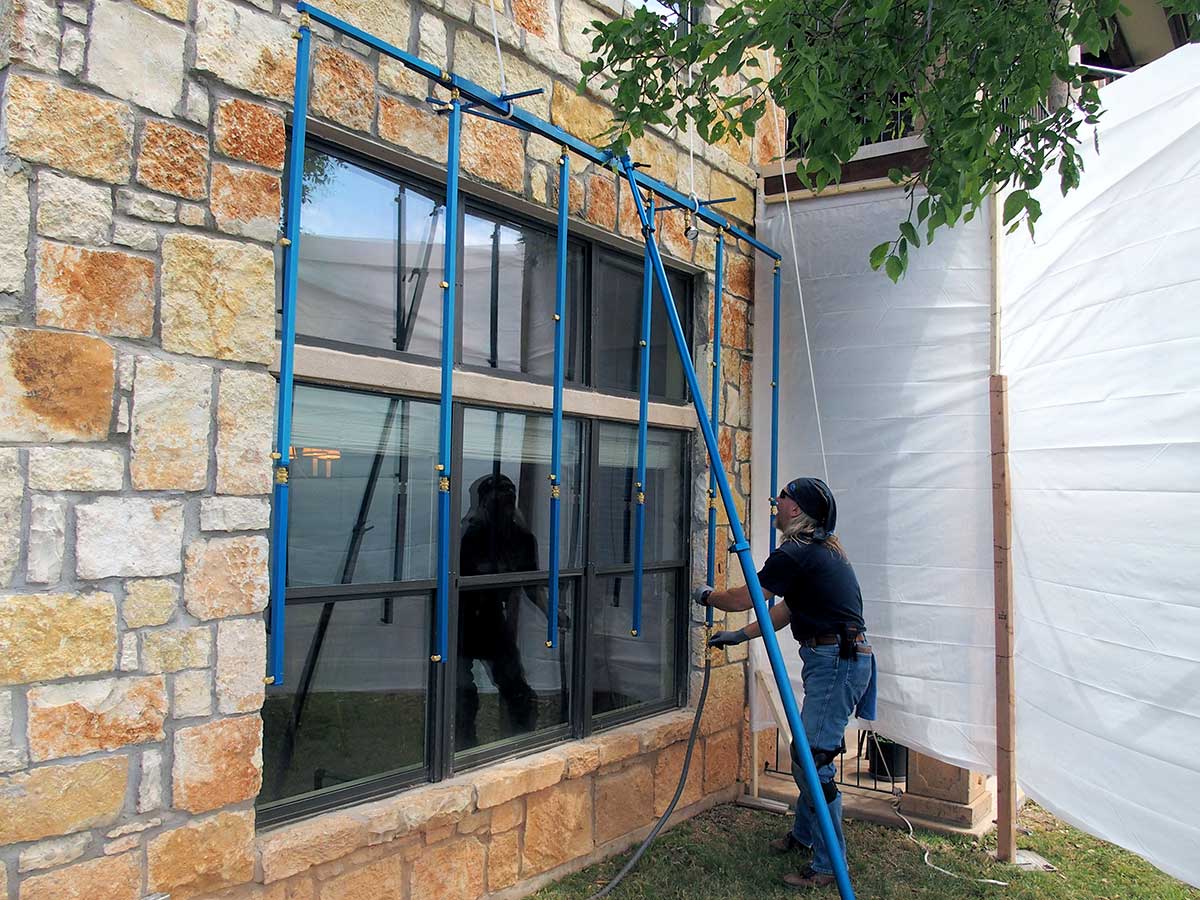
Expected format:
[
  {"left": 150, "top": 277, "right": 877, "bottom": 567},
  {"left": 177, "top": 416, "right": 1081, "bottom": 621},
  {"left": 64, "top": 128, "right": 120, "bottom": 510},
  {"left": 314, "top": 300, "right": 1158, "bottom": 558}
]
[
  {"left": 1002, "top": 45, "right": 1200, "bottom": 888},
  {"left": 752, "top": 184, "right": 998, "bottom": 774}
]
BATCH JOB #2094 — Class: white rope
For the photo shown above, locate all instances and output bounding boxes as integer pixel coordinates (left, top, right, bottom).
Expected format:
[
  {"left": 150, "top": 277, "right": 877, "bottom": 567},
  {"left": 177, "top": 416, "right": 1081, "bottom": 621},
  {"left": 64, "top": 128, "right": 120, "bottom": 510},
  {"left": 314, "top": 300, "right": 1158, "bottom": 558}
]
[
  {"left": 487, "top": 0, "right": 508, "bottom": 97},
  {"left": 687, "top": 68, "right": 697, "bottom": 198},
  {"left": 765, "top": 56, "right": 829, "bottom": 485}
]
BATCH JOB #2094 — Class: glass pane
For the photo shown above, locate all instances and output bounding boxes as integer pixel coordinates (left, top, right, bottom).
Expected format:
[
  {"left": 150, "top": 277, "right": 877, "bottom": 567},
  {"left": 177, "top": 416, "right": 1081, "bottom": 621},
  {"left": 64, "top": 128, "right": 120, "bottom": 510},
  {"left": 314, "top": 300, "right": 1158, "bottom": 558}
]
[
  {"left": 287, "top": 384, "right": 439, "bottom": 587},
  {"left": 592, "top": 249, "right": 691, "bottom": 400},
  {"left": 592, "top": 423, "right": 687, "bottom": 566},
  {"left": 295, "top": 149, "right": 444, "bottom": 357},
  {"left": 459, "top": 408, "right": 585, "bottom": 574},
  {"left": 591, "top": 571, "right": 677, "bottom": 716},
  {"left": 455, "top": 579, "right": 576, "bottom": 754},
  {"left": 260, "top": 592, "right": 429, "bottom": 805},
  {"left": 460, "top": 211, "right": 583, "bottom": 380}
]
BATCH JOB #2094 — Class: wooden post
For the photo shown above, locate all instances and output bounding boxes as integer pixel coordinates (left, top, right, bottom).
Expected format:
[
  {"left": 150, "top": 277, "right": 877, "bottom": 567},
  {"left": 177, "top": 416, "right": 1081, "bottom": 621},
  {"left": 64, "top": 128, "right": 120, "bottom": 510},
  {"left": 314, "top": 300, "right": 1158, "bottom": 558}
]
[{"left": 990, "top": 193, "right": 1018, "bottom": 862}]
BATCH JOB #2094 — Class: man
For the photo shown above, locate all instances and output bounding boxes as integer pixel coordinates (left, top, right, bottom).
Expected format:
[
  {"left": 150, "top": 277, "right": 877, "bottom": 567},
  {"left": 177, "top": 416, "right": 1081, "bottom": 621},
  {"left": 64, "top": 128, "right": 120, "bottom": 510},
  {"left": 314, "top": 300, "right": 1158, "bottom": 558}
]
[{"left": 696, "top": 477, "right": 876, "bottom": 889}]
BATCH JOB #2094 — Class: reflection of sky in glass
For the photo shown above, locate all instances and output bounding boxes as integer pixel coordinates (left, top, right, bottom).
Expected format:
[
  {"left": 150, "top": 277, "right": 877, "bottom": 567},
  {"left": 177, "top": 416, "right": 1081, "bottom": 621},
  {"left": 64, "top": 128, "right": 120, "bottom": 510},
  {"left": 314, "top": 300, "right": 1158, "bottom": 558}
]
[{"left": 301, "top": 154, "right": 399, "bottom": 241}]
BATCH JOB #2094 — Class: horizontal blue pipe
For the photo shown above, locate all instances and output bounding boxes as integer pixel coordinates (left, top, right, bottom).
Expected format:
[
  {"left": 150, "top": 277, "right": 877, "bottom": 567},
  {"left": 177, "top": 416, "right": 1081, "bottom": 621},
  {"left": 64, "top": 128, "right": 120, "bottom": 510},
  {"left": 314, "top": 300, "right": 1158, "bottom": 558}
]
[
  {"left": 268, "top": 22, "right": 313, "bottom": 686},
  {"left": 618, "top": 156, "right": 856, "bottom": 900},
  {"left": 295, "top": 2, "right": 780, "bottom": 261}
]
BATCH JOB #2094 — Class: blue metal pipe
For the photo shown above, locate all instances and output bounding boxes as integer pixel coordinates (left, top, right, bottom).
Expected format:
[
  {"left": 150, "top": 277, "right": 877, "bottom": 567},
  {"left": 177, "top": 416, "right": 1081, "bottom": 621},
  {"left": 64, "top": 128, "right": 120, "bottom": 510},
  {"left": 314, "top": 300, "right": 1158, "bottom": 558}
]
[
  {"left": 705, "top": 234, "right": 724, "bottom": 628},
  {"left": 618, "top": 157, "right": 856, "bottom": 900},
  {"left": 294, "top": 2, "right": 781, "bottom": 262},
  {"left": 770, "top": 262, "right": 781, "bottom": 556},
  {"left": 631, "top": 197, "right": 654, "bottom": 639},
  {"left": 433, "top": 99, "right": 463, "bottom": 664},
  {"left": 267, "top": 21, "right": 313, "bottom": 686},
  {"left": 547, "top": 149, "right": 570, "bottom": 650}
]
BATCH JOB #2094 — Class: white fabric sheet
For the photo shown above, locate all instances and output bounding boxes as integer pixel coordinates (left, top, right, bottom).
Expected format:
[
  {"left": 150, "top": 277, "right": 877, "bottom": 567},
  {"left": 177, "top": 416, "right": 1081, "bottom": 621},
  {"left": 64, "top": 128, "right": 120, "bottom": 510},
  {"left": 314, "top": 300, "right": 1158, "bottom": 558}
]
[
  {"left": 1003, "top": 44, "right": 1200, "bottom": 888},
  {"left": 752, "top": 186, "right": 997, "bottom": 773}
]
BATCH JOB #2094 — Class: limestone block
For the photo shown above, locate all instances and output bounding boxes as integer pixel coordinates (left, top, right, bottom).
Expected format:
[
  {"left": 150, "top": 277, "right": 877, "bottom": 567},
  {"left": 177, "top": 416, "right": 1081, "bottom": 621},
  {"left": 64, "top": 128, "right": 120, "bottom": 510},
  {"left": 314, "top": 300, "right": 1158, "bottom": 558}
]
[
  {"left": 139, "top": 747, "right": 164, "bottom": 812},
  {"left": 260, "top": 811, "right": 369, "bottom": 882},
  {"left": 87, "top": 0, "right": 184, "bottom": 116},
  {"left": 378, "top": 96, "right": 448, "bottom": 164},
  {"left": 184, "top": 535, "right": 269, "bottom": 620},
  {"left": 561, "top": 740, "right": 600, "bottom": 779},
  {"left": 215, "top": 98, "right": 285, "bottom": 170},
  {"left": 36, "top": 172, "right": 112, "bottom": 246},
  {"left": 320, "top": 0, "right": 409, "bottom": 47},
  {"left": 172, "top": 714, "right": 263, "bottom": 813},
  {"left": 360, "top": 781, "right": 473, "bottom": 846},
  {"left": 216, "top": 368, "right": 274, "bottom": 495},
  {"left": 123, "top": 578, "right": 178, "bottom": 628},
  {"left": 194, "top": 0, "right": 295, "bottom": 102},
  {"left": 137, "top": 120, "right": 210, "bottom": 200},
  {"left": 210, "top": 162, "right": 280, "bottom": 242},
  {"left": 453, "top": 33, "right": 551, "bottom": 120},
  {"left": 551, "top": 83, "right": 611, "bottom": 144},
  {"left": 116, "top": 187, "right": 176, "bottom": 223},
  {"left": 27, "top": 675, "right": 167, "bottom": 760},
  {"left": 488, "top": 828, "right": 520, "bottom": 891},
  {"left": 461, "top": 115, "right": 525, "bottom": 194},
  {"left": 113, "top": 221, "right": 158, "bottom": 251},
  {"left": 180, "top": 203, "right": 207, "bottom": 227},
  {"left": 76, "top": 497, "right": 184, "bottom": 578},
  {"left": 698, "top": 661, "right": 745, "bottom": 736},
  {"left": 142, "top": 626, "right": 211, "bottom": 673},
  {"left": 653, "top": 740, "right": 704, "bottom": 816},
  {"left": 595, "top": 762, "right": 654, "bottom": 844},
  {"left": 0, "top": 166, "right": 30, "bottom": 294},
  {"left": 17, "top": 850, "right": 141, "bottom": 900},
  {"left": 725, "top": 251, "right": 753, "bottom": 301},
  {"left": 319, "top": 856, "right": 403, "bottom": 900},
  {"left": 0, "top": 688, "right": 25, "bottom": 772},
  {"left": 531, "top": 165, "right": 548, "bottom": 204},
  {"left": 161, "top": 232, "right": 275, "bottom": 363},
  {"left": 0, "top": 327, "right": 115, "bottom": 442},
  {"left": 0, "top": 450, "right": 21, "bottom": 587},
  {"left": 61, "top": 0, "right": 87, "bottom": 23},
  {"left": 184, "top": 80, "right": 211, "bottom": 126},
  {"left": 130, "top": 357, "right": 212, "bottom": 491},
  {"left": 638, "top": 710, "right": 694, "bottom": 753},
  {"left": 417, "top": 13, "right": 447, "bottom": 67},
  {"left": 585, "top": 172, "right": 616, "bottom": 230},
  {"left": 28, "top": 447, "right": 123, "bottom": 492},
  {"left": 522, "top": 777, "right": 593, "bottom": 875},
  {"left": 201, "top": 496, "right": 272, "bottom": 532},
  {"left": 709, "top": 169, "right": 754, "bottom": 225},
  {"left": 490, "top": 798, "right": 524, "bottom": 833},
  {"left": 35, "top": 242, "right": 154, "bottom": 338},
  {"left": 905, "top": 752, "right": 989, "bottom": 805},
  {"left": 703, "top": 727, "right": 740, "bottom": 793},
  {"left": 378, "top": 56, "right": 428, "bottom": 99},
  {"left": 474, "top": 750, "right": 565, "bottom": 809},
  {"left": 6, "top": 0, "right": 59, "bottom": 71},
  {"left": 0, "top": 591, "right": 116, "bottom": 685},
  {"left": 147, "top": 809, "right": 256, "bottom": 899},
  {"left": 26, "top": 494, "right": 65, "bottom": 584},
  {"left": 514, "top": 0, "right": 551, "bottom": 37},
  {"left": 411, "top": 837, "right": 484, "bottom": 900},
  {"left": 173, "top": 669, "right": 213, "bottom": 718},
  {"left": 133, "top": 0, "right": 187, "bottom": 21},
  {"left": 3, "top": 75, "right": 134, "bottom": 183},
  {"left": 310, "top": 45, "right": 375, "bottom": 132},
  {"left": 18, "top": 832, "right": 92, "bottom": 873},
  {"left": 0, "top": 756, "right": 128, "bottom": 843},
  {"left": 216, "top": 617, "right": 265, "bottom": 714},
  {"left": 560, "top": 0, "right": 601, "bottom": 59}
]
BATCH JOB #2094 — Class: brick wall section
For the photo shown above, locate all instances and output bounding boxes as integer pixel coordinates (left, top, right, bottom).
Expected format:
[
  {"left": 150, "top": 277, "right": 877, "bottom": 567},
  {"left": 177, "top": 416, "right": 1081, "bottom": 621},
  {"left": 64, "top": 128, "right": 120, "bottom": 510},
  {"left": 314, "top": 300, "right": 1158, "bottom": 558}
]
[{"left": 0, "top": 0, "right": 782, "bottom": 895}]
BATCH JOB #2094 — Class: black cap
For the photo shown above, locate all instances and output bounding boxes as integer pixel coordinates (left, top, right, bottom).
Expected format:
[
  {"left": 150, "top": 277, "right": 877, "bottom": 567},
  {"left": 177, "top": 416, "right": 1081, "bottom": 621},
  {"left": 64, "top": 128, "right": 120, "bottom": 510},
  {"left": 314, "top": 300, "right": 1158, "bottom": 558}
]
[{"left": 781, "top": 477, "right": 837, "bottom": 539}]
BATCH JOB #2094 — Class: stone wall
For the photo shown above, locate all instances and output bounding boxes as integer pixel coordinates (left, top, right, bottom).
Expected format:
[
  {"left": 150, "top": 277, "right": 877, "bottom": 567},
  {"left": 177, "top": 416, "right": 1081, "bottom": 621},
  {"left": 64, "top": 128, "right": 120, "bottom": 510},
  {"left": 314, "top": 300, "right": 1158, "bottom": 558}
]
[{"left": 0, "top": 0, "right": 780, "bottom": 896}]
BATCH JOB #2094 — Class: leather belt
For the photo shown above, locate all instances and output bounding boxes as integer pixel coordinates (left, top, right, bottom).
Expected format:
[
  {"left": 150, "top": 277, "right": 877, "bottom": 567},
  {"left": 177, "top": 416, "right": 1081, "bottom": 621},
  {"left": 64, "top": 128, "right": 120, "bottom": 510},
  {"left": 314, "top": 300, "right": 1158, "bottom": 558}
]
[{"left": 801, "top": 632, "right": 868, "bottom": 648}]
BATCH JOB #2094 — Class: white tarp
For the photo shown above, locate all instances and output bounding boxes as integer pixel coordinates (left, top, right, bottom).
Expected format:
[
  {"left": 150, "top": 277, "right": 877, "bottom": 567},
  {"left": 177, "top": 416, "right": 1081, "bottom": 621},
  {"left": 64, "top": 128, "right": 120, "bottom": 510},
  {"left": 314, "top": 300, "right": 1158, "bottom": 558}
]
[
  {"left": 752, "top": 183, "right": 998, "bottom": 773},
  {"left": 1002, "top": 44, "right": 1200, "bottom": 888}
]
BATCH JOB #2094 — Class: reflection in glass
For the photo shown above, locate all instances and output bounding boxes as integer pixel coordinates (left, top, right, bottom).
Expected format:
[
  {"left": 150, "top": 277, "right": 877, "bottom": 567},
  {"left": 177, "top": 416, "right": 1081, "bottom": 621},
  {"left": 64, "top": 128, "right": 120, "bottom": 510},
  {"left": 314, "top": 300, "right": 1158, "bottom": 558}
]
[
  {"left": 591, "top": 571, "right": 677, "bottom": 716},
  {"left": 592, "top": 249, "right": 690, "bottom": 400},
  {"left": 260, "top": 592, "right": 429, "bottom": 805},
  {"left": 592, "top": 423, "right": 686, "bottom": 566},
  {"left": 461, "top": 211, "right": 584, "bottom": 379},
  {"left": 287, "top": 385, "right": 439, "bottom": 587},
  {"left": 455, "top": 580, "right": 575, "bottom": 754},
  {"left": 459, "top": 408, "right": 585, "bottom": 573},
  {"left": 295, "top": 149, "right": 444, "bottom": 357}
]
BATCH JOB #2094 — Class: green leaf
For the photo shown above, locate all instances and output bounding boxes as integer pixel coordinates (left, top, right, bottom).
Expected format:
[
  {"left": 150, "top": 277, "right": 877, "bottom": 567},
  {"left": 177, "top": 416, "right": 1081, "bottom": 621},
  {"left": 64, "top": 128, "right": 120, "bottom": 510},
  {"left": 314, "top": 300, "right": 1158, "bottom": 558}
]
[
  {"left": 884, "top": 255, "right": 904, "bottom": 282},
  {"left": 1002, "top": 190, "right": 1029, "bottom": 225},
  {"left": 899, "top": 221, "right": 921, "bottom": 248},
  {"left": 869, "top": 242, "right": 890, "bottom": 270}
]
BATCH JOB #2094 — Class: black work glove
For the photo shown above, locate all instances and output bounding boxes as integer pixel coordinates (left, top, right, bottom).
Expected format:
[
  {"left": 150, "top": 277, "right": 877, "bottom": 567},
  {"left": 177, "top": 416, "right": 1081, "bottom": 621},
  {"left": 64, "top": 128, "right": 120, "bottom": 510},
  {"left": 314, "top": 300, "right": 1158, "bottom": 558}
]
[
  {"left": 708, "top": 628, "right": 749, "bottom": 649},
  {"left": 693, "top": 584, "right": 714, "bottom": 607}
]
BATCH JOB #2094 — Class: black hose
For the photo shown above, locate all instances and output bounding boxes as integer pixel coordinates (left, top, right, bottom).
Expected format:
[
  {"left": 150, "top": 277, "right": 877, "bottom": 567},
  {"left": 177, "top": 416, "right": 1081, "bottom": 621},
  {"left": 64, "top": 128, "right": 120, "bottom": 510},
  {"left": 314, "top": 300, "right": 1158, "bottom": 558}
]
[{"left": 587, "top": 656, "right": 713, "bottom": 899}]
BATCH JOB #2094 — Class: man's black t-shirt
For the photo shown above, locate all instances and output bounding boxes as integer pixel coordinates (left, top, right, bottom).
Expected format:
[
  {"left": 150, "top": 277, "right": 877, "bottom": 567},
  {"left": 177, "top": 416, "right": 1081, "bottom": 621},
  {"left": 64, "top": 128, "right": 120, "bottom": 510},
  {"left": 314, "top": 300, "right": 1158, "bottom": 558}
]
[{"left": 757, "top": 539, "right": 866, "bottom": 642}]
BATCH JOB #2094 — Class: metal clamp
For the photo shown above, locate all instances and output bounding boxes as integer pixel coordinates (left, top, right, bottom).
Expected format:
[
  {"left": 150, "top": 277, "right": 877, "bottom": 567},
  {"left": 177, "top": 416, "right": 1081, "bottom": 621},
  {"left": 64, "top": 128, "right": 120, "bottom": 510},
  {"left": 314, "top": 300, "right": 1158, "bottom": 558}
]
[
  {"left": 551, "top": 485, "right": 561, "bottom": 500},
  {"left": 274, "top": 465, "right": 289, "bottom": 485},
  {"left": 431, "top": 654, "right": 443, "bottom": 662},
  {"left": 439, "top": 476, "right": 450, "bottom": 493}
]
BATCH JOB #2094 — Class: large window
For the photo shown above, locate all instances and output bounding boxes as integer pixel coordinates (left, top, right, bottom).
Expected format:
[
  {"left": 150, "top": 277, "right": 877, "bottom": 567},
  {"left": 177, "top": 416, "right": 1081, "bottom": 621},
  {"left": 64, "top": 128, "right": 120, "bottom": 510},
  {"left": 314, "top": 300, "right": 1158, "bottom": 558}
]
[
  {"left": 294, "top": 143, "right": 693, "bottom": 399},
  {"left": 262, "top": 397, "right": 689, "bottom": 822}
]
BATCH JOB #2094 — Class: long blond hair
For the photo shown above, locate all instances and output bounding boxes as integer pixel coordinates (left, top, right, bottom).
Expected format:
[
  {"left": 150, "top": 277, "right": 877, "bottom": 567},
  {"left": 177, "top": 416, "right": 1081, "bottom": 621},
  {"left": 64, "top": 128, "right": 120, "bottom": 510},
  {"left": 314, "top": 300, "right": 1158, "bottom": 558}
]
[{"left": 781, "top": 508, "right": 848, "bottom": 559}]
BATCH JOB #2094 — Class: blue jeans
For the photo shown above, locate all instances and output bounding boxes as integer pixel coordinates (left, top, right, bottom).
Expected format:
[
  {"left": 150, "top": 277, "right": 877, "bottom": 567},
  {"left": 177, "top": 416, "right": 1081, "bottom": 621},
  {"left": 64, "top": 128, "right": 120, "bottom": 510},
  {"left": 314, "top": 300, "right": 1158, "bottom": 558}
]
[{"left": 789, "top": 642, "right": 873, "bottom": 875}]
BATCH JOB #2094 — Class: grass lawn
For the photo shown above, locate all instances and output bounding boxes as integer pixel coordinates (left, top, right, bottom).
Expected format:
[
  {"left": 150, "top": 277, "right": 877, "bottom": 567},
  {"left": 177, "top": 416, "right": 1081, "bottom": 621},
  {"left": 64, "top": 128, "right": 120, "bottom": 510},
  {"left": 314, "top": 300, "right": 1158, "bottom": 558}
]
[{"left": 533, "top": 802, "right": 1200, "bottom": 899}]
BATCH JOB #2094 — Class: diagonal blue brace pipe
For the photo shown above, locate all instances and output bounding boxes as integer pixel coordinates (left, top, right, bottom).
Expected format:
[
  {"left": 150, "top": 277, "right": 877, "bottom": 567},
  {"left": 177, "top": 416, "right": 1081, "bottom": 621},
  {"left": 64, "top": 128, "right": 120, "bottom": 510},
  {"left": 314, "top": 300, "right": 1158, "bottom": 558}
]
[
  {"left": 267, "top": 18, "right": 313, "bottom": 686},
  {"left": 547, "top": 147, "right": 569, "bottom": 650},
  {"left": 618, "top": 156, "right": 856, "bottom": 900}
]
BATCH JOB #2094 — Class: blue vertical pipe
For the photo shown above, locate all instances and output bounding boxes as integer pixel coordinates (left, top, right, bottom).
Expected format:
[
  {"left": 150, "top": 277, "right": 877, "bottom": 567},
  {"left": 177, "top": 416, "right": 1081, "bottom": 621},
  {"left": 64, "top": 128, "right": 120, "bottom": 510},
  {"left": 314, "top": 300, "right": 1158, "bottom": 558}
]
[
  {"left": 618, "top": 157, "right": 856, "bottom": 900},
  {"left": 267, "top": 19, "right": 312, "bottom": 686},
  {"left": 433, "top": 98, "right": 463, "bottom": 664},
  {"left": 631, "top": 197, "right": 654, "bottom": 638},
  {"left": 705, "top": 234, "right": 724, "bottom": 628},
  {"left": 547, "top": 148, "right": 569, "bottom": 649},
  {"left": 770, "top": 261, "right": 782, "bottom": 560}
]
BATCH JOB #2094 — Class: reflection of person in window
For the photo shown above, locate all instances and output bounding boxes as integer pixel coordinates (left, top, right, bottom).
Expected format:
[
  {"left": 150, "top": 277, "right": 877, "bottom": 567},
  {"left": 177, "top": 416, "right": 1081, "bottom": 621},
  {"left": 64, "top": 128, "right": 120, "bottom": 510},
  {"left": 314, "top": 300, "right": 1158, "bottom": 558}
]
[{"left": 456, "top": 473, "right": 539, "bottom": 750}]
